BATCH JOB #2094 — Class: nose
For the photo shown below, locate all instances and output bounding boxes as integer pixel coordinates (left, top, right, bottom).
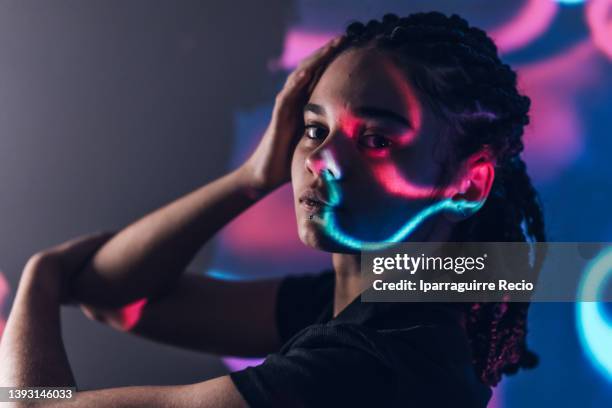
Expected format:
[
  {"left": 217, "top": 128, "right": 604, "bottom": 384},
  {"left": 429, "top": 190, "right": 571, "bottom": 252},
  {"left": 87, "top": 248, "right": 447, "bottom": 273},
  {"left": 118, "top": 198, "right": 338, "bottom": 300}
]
[{"left": 305, "top": 147, "right": 342, "bottom": 181}]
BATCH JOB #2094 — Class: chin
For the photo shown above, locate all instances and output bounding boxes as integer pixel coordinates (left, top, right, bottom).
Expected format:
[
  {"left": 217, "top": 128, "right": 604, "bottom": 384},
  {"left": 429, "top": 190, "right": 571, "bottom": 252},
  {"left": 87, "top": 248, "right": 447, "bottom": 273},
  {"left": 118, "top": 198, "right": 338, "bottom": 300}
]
[{"left": 297, "top": 220, "right": 360, "bottom": 254}]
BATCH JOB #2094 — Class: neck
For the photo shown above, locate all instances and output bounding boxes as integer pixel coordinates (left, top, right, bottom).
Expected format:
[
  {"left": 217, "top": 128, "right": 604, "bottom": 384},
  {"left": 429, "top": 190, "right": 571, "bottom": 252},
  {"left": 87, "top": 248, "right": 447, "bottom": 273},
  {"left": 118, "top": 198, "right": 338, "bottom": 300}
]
[
  {"left": 332, "top": 253, "right": 364, "bottom": 317},
  {"left": 330, "top": 215, "right": 455, "bottom": 317}
]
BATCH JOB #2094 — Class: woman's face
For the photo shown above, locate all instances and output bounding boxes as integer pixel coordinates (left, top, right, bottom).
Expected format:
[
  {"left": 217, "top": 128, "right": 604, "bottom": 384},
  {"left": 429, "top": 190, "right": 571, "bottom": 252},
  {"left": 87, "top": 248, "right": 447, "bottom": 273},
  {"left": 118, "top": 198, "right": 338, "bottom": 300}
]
[{"left": 291, "top": 46, "right": 456, "bottom": 253}]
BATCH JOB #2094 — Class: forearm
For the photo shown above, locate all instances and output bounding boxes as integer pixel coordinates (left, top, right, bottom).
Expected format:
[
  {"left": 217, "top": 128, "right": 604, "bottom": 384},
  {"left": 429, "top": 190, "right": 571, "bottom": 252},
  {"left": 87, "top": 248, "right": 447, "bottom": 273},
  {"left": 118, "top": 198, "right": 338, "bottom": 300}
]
[
  {"left": 0, "top": 269, "right": 246, "bottom": 408},
  {"left": 20, "top": 377, "right": 245, "bottom": 408},
  {"left": 0, "top": 272, "right": 75, "bottom": 388},
  {"left": 71, "top": 165, "right": 264, "bottom": 307}
]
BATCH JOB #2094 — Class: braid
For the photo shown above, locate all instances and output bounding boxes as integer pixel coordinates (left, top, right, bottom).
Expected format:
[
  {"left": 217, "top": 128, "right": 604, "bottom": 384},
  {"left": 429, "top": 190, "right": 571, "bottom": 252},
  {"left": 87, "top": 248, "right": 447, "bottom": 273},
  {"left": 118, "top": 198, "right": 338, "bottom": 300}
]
[{"left": 333, "top": 12, "right": 547, "bottom": 387}]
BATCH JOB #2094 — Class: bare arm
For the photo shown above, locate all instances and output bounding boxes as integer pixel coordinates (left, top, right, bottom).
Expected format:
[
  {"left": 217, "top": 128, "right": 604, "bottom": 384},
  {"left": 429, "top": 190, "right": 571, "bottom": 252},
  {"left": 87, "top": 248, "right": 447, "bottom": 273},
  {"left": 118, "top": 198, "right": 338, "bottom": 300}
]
[
  {"left": 48, "top": 378, "right": 247, "bottom": 408},
  {"left": 71, "top": 37, "right": 343, "bottom": 357},
  {"left": 73, "top": 166, "right": 284, "bottom": 356},
  {"left": 82, "top": 273, "right": 283, "bottom": 357},
  {"left": 70, "top": 165, "right": 262, "bottom": 308},
  {"left": 0, "top": 240, "right": 246, "bottom": 408},
  {"left": 0, "top": 257, "right": 76, "bottom": 388}
]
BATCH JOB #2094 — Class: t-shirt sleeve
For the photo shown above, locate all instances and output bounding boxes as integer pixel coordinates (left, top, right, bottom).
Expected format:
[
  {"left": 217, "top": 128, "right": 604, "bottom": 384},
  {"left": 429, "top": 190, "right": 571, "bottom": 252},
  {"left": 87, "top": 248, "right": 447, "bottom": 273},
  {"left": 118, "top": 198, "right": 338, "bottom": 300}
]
[
  {"left": 229, "top": 324, "right": 395, "bottom": 408},
  {"left": 274, "top": 270, "right": 335, "bottom": 344}
]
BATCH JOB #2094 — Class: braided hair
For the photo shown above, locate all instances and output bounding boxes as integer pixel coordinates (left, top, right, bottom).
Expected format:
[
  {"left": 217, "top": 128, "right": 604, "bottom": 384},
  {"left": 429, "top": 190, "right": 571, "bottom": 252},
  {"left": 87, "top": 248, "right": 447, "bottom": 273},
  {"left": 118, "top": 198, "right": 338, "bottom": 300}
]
[{"left": 323, "top": 12, "right": 547, "bottom": 386}]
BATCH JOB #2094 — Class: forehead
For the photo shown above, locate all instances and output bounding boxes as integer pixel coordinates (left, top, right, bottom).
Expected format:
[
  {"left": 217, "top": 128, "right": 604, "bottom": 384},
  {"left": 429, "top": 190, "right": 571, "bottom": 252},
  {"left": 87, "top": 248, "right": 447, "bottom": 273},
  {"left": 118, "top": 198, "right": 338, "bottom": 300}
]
[{"left": 309, "top": 47, "right": 422, "bottom": 128}]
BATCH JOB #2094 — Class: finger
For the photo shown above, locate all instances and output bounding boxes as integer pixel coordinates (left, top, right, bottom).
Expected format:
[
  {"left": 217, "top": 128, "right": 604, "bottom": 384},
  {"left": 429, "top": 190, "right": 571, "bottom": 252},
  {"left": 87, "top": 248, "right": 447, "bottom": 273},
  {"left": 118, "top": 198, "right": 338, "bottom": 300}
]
[{"left": 281, "top": 37, "right": 344, "bottom": 97}]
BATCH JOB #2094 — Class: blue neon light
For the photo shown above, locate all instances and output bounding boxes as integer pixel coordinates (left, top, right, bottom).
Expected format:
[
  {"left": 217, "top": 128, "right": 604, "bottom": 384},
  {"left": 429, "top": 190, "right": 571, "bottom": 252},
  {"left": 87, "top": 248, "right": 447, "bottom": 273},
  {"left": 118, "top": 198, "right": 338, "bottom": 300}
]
[
  {"left": 555, "top": 0, "right": 585, "bottom": 5},
  {"left": 316, "top": 170, "right": 484, "bottom": 251},
  {"left": 205, "top": 269, "right": 245, "bottom": 281},
  {"left": 576, "top": 246, "right": 612, "bottom": 381}
]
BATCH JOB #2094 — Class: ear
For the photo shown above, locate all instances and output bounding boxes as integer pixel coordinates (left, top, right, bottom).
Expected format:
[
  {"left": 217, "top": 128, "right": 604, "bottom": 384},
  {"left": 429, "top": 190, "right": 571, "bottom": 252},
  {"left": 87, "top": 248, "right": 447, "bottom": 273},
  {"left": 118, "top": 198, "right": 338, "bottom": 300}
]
[{"left": 449, "top": 149, "right": 496, "bottom": 212}]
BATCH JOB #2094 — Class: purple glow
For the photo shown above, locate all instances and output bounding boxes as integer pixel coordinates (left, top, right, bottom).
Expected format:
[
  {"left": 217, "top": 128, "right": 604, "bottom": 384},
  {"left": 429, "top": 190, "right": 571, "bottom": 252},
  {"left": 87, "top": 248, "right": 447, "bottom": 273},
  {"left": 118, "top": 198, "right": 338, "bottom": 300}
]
[
  {"left": 222, "top": 356, "right": 264, "bottom": 372},
  {"left": 271, "top": 29, "right": 337, "bottom": 70}
]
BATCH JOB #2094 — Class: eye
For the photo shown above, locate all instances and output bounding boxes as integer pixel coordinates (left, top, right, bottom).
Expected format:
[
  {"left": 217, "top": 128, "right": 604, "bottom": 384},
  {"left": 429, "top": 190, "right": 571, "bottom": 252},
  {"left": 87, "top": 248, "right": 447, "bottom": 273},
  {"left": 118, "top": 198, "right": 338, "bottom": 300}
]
[
  {"left": 303, "top": 124, "right": 328, "bottom": 141},
  {"left": 359, "top": 134, "right": 392, "bottom": 149}
]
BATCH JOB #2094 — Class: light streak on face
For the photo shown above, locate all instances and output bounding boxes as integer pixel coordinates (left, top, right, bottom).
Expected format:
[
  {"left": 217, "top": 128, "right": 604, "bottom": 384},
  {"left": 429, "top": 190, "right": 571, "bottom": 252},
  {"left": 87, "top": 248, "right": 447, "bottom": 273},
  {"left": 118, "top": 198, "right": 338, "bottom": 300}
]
[
  {"left": 292, "top": 47, "right": 486, "bottom": 251},
  {"left": 369, "top": 162, "right": 441, "bottom": 199},
  {"left": 311, "top": 170, "right": 483, "bottom": 251},
  {"left": 321, "top": 149, "right": 341, "bottom": 181}
]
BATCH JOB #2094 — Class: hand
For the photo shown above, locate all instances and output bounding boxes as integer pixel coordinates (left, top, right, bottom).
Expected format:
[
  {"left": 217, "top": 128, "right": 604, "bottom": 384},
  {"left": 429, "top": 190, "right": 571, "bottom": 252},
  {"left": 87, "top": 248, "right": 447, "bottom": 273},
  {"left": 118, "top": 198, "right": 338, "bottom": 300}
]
[
  {"left": 21, "top": 232, "right": 115, "bottom": 304},
  {"left": 239, "top": 36, "right": 345, "bottom": 196}
]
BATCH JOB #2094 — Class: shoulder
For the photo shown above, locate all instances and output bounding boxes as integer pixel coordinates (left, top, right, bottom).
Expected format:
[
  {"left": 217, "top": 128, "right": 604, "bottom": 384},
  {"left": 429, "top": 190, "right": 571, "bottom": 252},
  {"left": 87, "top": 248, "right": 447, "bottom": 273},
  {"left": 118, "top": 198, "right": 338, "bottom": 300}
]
[
  {"left": 230, "top": 322, "right": 397, "bottom": 407},
  {"left": 231, "top": 321, "right": 492, "bottom": 407}
]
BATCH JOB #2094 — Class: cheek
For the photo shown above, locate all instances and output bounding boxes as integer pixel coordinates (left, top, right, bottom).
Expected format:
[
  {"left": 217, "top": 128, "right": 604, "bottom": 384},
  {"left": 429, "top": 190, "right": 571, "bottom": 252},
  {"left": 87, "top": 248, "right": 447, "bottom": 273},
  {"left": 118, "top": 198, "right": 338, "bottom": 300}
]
[{"left": 381, "top": 148, "right": 444, "bottom": 187}]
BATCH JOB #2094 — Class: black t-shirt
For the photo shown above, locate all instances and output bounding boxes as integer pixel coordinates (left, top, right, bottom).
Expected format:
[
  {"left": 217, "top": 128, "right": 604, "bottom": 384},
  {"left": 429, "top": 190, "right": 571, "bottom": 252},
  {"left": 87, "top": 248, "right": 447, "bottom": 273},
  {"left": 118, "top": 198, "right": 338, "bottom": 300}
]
[{"left": 229, "top": 270, "right": 492, "bottom": 407}]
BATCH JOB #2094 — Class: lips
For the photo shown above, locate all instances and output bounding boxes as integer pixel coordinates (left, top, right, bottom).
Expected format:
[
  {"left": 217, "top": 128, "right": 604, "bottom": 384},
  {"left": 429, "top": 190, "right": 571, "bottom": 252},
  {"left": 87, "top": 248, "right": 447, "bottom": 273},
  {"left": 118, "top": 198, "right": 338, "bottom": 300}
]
[{"left": 299, "top": 189, "right": 332, "bottom": 213}]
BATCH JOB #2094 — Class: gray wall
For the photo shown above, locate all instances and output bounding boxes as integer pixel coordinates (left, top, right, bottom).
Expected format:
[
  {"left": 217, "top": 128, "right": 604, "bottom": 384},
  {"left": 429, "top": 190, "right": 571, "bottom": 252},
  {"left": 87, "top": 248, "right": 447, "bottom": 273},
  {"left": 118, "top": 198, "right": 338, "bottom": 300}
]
[{"left": 0, "top": 0, "right": 293, "bottom": 389}]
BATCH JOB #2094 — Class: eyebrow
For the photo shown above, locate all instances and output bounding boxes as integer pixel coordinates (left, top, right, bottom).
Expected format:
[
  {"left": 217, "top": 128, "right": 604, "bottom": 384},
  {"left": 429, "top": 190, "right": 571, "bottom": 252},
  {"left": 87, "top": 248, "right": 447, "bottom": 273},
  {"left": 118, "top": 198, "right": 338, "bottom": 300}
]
[{"left": 304, "top": 103, "right": 411, "bottom": 128}]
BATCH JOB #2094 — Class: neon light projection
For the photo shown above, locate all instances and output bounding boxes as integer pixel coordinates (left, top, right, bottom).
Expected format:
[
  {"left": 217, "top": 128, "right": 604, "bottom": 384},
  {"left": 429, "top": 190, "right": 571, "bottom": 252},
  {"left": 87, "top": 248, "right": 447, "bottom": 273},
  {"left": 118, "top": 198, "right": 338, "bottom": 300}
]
[
  {"left": 576, "top": 246, "right": 612, "bottom": 381},
  {"left": 312, "top": 168, "right": 483, "bottom": 251},
  {"left": 118, "top": 298, "right": 148, "bottom": 331},
  {"left": 205, "top": 269, "right": 244, "bottom": 281},
  {"left": 490, "top": 0, "right": 559, "bottom": 54},
  {"left": 586, "top": 0, "right": 612, "bottom": 61},
  {"left": 272, "top": 29, "right": 336, "bottom": 70},
  {"left": 83, "top": 298, "right": 148, "bottom": 332},
  {"left": 518, "top": 39, "right": 600, "bottom": 181}
]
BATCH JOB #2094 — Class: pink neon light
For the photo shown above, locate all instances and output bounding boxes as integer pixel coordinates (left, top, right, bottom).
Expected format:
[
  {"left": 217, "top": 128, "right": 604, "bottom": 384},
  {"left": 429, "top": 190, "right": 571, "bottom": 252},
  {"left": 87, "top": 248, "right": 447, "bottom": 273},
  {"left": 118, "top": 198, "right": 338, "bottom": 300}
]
[
  {"left": 278, "top": 1, "right": 560, "bottom": 71},
  {"left": 365, "top": 59, "right": 438, "bottom": 199},
  {"left": 118, "top": 298, "right": 148, "bottom": 331},
  {"left": 518, "top": 40, "right": 601, "bottom": 181},
  {"left": 272, "top": 29, "right": 337, "bottom": 70},
  {"left": 371, "top": 162, "right": 439, "bottom": 199},
  {"left": 490, "top": 0, "right": 559, "bottom": 54},
  {"left": 221, "top": 185, "right": 323, "bottom": 259},
  {"left": 586, "top": 0, "right": 612, "bottom": 61}
]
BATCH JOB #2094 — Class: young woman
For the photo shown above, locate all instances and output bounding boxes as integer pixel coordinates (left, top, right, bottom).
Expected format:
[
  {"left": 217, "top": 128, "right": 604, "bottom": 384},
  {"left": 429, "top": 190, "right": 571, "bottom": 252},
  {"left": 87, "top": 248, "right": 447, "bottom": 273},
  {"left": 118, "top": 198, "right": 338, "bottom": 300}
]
[{"left": 0, "top": 11, "right": 545, "bottom": 407}]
